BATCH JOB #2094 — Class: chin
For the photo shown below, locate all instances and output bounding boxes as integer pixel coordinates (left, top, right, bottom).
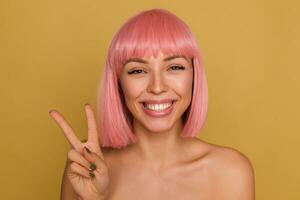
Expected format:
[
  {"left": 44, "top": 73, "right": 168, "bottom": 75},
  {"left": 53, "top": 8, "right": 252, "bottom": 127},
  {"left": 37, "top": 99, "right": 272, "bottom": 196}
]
[{"left": 143, "top": 120, "right": 175, "bottom": 133}]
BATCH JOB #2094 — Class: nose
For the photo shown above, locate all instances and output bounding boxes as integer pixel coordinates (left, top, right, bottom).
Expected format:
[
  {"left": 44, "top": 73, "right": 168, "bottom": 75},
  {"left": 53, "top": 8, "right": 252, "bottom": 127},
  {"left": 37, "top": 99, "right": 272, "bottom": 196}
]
[{"left": 147, "top": 72, "right": 168, "bottom": 94}]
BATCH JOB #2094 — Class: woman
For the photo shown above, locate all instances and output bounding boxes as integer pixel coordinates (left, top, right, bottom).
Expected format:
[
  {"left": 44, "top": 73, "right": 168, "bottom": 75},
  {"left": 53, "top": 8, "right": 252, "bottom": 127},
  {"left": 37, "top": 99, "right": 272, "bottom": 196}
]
[{"left": 49, "top": 9, "right": 255, "bottom": 200}]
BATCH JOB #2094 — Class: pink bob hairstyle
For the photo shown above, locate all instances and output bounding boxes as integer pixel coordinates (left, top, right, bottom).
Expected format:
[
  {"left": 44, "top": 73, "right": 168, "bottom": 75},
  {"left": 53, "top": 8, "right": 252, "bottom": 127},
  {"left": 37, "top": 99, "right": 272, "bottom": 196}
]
[{"left": 96, "top": 8, "right": 208, "bottom": 149}]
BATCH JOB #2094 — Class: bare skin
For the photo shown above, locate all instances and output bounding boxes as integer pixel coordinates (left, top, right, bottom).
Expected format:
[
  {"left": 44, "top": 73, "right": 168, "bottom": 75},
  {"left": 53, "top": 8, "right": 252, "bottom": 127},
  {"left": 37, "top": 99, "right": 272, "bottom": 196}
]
[
  {"left": 110, "top": 52, "right": 254, "bottom": 199},
  {"left": 103, "top": 138, "right": 255, "bottom": 200},
  {"left": 53, "top": 53, "right": 255, "bottom": 200},
  {"left": 50, "top": 105, "right": 110, "bottom": 200},
  {"left": 53, "top": 105, "right": 255, "bottom": 200}
]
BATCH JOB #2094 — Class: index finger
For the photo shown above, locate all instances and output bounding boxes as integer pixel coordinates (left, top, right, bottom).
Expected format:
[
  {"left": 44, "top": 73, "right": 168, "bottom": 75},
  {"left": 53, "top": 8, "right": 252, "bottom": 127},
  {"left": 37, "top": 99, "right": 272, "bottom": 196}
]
[{"left": 49, "top": 109, "right": 82, "bottom": 151}]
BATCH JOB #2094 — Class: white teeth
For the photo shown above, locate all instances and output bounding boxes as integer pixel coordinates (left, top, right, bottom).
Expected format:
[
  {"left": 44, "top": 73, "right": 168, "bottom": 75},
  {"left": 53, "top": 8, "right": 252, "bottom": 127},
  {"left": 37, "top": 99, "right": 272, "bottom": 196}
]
[{"left": 144, "top": 102, "right": 172, "bottom": 112}]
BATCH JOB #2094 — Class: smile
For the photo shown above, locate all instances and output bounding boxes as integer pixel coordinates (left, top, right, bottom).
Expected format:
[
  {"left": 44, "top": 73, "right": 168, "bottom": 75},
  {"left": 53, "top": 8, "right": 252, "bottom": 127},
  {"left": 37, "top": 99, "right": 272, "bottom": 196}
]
[
  {"left": 143, "top": 102, "right": 173, "bottom": 112},
  {"left": 140, "top": 100, "right": 176, "bottom": 117}
]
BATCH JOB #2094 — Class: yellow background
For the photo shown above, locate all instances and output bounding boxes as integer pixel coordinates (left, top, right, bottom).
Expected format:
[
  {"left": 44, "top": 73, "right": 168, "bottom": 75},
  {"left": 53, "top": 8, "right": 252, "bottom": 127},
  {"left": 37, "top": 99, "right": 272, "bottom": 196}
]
[{"left": 1, "top": 0, "right": 299, "bottom": 199}]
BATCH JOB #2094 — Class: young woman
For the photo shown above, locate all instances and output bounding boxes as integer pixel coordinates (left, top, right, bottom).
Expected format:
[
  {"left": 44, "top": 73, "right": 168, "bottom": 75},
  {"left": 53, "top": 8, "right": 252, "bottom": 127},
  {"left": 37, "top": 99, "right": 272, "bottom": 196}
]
[{"left": 49, "top": 9, "right": 255, "bottom": 200}]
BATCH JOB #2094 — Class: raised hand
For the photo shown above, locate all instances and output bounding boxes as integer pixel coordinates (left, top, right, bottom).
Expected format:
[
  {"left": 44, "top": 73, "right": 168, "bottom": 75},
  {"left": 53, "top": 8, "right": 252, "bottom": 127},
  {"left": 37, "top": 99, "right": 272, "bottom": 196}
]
[{"left": 49, "top": 104, "right": 110, "bottom": 200}]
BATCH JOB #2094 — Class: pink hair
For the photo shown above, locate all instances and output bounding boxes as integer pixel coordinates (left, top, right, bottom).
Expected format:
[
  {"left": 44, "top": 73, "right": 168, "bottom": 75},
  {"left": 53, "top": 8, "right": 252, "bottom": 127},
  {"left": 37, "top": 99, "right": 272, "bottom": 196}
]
[{"left": 96, "top": 9, "right": 208, "bottom": 149}]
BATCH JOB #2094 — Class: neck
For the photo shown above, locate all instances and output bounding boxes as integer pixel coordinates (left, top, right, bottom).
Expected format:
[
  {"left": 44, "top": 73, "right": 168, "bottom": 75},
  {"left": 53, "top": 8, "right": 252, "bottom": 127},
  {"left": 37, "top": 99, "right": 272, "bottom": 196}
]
[{"left": 130, "top": 118, "right": 185, "bottom": 170}]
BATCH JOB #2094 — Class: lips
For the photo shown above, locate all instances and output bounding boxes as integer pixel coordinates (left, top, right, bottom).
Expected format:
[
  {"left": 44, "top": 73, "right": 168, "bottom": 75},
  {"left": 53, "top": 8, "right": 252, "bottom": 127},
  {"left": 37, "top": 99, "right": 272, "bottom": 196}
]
[{"left": 139, "top": 99, "right": 177, "bottom": 118}]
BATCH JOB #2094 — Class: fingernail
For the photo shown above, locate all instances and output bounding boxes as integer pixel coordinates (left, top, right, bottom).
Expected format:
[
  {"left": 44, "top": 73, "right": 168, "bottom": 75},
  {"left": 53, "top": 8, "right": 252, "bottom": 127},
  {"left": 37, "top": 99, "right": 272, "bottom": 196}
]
[
  {"left": 85, "top": 103, "right": 90, "bottom": 107},
  {"left": 84, "top": 146, "right": 91, "bottom": 154},
  {"left": 49, "top": 109, "right": 54, "bottom": 114},
  {"left": 89, "top": 171, "right": 95, "bottom": 178},
  {"left": 89, "top": 163, "right": 97, "bottom": 171}
]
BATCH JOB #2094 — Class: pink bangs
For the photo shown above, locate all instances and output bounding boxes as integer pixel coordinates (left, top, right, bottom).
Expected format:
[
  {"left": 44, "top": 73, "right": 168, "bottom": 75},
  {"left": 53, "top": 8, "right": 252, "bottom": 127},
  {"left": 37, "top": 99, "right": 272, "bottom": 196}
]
[
  {"left": 107, "top": 9, "right": 200, "bottom": 77},
  {"left": 97, "top": 9, "right": 208, "bottom": 148}
]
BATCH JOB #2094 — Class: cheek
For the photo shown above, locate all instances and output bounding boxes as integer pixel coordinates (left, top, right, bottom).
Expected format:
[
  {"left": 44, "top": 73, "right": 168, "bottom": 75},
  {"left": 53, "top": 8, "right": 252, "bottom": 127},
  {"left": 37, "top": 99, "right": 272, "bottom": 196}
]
[
  {"left": 120, "top": 78, "right": 146, "bottom": 101},
  {"left": 168, "top": 73, "right": 193, "bottom": 97}
]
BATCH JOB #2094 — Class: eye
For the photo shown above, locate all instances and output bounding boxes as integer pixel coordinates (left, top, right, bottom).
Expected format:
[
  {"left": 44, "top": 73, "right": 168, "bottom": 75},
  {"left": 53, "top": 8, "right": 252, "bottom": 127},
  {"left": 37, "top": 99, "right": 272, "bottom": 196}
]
[
  {"left": 169, "top": 65, "right": 185, "bottom": 71},
  {"left": 127, "top": 69, "right": 146, "bottom": 75}
]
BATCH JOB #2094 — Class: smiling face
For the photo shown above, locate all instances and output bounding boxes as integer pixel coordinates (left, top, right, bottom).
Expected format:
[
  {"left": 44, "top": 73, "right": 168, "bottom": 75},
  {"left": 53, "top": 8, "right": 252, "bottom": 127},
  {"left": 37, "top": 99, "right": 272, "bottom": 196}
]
[{"left": 118, "top": 52, "right": 194, "bottom": 133}]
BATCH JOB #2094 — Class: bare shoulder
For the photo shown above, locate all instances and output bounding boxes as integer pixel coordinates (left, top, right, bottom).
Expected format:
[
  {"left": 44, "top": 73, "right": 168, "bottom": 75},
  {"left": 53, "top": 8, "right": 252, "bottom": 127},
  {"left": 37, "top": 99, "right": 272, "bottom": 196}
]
[
  {"left": 191, "top": 139, "right": 253, "bottom": 171},
  {"left": 203, "top": 141, "right": 255, "bottom": 199},
  {"left": 210, "top": 144, "right": 254, "bottom": 172}
]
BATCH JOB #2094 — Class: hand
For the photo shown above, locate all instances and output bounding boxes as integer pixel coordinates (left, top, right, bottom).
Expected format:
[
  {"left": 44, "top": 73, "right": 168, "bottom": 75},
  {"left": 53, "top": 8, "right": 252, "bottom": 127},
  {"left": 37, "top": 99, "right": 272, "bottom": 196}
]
[{"left": 49, "top": 104, "right": 110, "bottom": 200}]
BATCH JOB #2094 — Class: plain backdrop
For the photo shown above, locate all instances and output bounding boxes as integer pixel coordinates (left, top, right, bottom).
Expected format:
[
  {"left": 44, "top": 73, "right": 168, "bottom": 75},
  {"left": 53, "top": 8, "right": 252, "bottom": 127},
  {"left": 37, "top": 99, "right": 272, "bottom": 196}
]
[{"left": 0, "top": 0, "right": 299, "bottom": 199}]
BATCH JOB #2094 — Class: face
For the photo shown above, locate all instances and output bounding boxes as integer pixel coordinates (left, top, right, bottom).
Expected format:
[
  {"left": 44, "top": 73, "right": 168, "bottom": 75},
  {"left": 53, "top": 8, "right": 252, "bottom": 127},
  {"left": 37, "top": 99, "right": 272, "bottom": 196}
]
[{"left": 119, "top": 52, "right": 194, "bottom": 133}]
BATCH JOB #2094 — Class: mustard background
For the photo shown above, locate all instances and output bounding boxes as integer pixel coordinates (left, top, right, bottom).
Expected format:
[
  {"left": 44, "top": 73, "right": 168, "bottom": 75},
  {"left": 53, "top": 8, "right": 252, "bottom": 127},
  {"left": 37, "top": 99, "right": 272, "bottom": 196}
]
[{"left": 1, "top": 0, "right": 299, "bottom": 199}]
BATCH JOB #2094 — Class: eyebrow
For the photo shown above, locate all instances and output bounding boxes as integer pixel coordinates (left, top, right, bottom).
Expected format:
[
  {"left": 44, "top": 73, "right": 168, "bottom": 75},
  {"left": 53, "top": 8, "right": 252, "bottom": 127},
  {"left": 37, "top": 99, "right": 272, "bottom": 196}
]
[{"left": 123, "top": 55, "right": 189, "bottom": 66}]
